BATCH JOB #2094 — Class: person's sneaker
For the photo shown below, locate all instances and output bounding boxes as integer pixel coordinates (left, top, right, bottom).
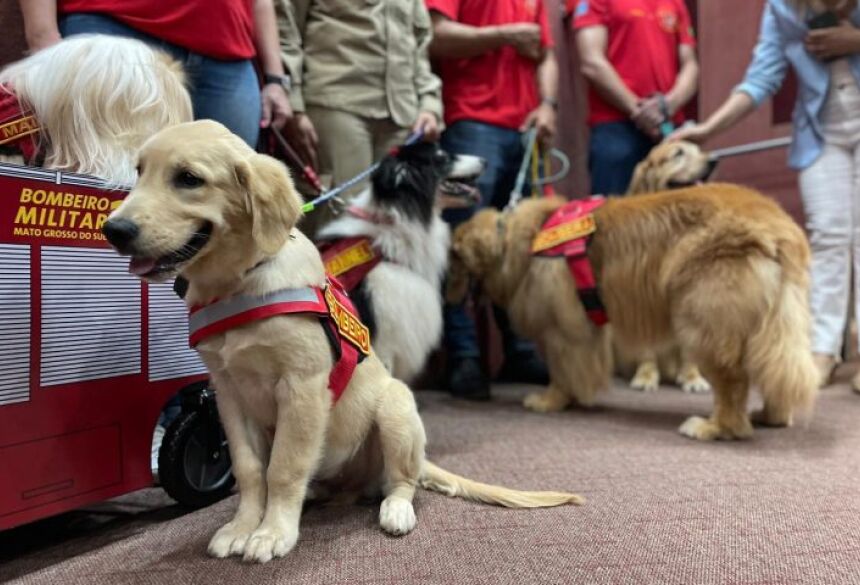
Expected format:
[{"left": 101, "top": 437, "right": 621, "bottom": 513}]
[
  {"left": 448, "top": 356, "right": 491, "bottom": 401},
  {"left": 496, "top": 350, "right": 550, "bottom": 385}
]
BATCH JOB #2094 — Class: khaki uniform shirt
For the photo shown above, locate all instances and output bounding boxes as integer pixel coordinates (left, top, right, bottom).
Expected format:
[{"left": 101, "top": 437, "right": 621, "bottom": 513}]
[{"left": 277, "top": 0, "right": 443, "bottom": 127}]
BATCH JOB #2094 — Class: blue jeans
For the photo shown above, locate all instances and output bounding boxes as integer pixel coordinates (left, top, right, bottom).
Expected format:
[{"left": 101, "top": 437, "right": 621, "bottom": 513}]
[
  {"left": 589, "top": 120, "right": 655, "bottom": 195},
  {"left": 60, "top": 13, "right": 262, "bottom": 148},
  {"left": 441, "top": 120, "right": 536, "bottom": 359}
]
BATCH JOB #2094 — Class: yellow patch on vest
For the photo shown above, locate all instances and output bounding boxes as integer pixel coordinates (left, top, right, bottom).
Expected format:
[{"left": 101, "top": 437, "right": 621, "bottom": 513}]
[
  {"left": 324, "top": 286, "right": 371, "bottom": 355},
  {"left": 531, "top": 215, "right": 596, "bottom": 253},
  {"left": 0, "top": 115, "right": 39, "bottom": 145},
  {"left": 324, "top": 240, "right": 376, "bottom": 277}
]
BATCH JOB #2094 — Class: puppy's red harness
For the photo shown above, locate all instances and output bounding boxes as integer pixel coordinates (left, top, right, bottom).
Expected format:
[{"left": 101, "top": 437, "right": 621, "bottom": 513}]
[
  {"left": 317, "top": 237, "right": 382, "bottom": 293},
  {"left": 532, "top": 197, "right": 608, "bottom": 326},
  {"left": 188, "top": 278, "right": 370, "bottom": 403},
  {"left": 0, "top": 90, "right": 40, "bottom": 163}
]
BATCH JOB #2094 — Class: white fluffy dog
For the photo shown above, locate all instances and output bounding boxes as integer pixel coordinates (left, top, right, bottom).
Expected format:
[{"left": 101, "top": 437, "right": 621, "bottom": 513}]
[{"left": 0, "top": 34, "right": 192, "bottom": 184}]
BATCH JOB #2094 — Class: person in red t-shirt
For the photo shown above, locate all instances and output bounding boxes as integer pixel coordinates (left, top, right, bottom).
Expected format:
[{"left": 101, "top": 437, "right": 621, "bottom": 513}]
[
  {"left": 17, "top": 0, "right": 292, "bottom": 148},
  {"left": 571, "top": 0, "right": 699, "bottom": 194},
  {"left": 426, "top": 0, "right": 558, "bottom": 400}
]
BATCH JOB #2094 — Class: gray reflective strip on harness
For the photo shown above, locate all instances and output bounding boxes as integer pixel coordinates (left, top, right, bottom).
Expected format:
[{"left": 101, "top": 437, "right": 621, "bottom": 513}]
[{"left": 189, "top": 286, "right": 321, "bottom": 339}]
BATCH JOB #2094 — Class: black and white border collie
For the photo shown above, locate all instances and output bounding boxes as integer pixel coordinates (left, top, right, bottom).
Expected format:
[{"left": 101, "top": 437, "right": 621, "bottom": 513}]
[{"left": 316, "top": 142, "right": 484, "bottom": 383}]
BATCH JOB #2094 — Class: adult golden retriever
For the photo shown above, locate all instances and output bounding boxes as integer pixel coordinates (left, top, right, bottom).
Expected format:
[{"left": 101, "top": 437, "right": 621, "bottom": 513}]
[
  {"left": 448, "top": 185, "right": 818, "bottom": 441},
  {"left": 103, "top": 121, "right": 581, "bottom": 564},
  {"left": 619, "top": 140, "right": 720, "bottom": 393}
]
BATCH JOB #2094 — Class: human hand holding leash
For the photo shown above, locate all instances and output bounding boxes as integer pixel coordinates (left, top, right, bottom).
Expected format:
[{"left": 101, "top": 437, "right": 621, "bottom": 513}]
[
  {"left": 631, "top": 95, "right": 664, "bottom": 139},
  {"left": 286, "top": 113, "right": 319, "bottom": 170},
  {"left": 260, "top": 84, "right": 293, "bottom": 131},
  {"left": 412, "top": 111, "right": 441, "bottom": 142},
  {"left": 521, "top": 101, "right": 556, "bottom": 148}
]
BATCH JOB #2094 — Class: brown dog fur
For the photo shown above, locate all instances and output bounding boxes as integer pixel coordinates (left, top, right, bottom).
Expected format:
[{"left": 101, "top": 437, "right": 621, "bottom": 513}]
[{"left": 449, "top": 185, "right": 818, "bottom": 440}]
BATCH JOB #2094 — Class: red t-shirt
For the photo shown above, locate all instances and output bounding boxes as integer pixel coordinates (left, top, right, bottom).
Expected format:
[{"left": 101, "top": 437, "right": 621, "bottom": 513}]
[
  {"left": 58, "top": 0, "right": 256, "bottom": 60},
  {"left": 426, "top": 0, "right": 553, "bottom": 130},
  {"left": 570, "top": 0, "right": 695, "bottom": 126}
]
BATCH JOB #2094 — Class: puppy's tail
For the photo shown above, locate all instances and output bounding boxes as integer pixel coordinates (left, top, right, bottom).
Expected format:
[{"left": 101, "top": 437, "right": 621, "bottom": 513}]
[
  {"left": 419, "top": 461, "right": 584, "bottom": 508},
  {"left": 747, "top": 274, "right": 819, "bottom": 424}
]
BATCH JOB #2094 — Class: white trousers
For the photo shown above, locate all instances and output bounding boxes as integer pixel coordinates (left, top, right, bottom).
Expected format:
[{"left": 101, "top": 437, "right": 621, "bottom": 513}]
[{"left": 799, "top": 60, "right": 860, "bottom": 356}]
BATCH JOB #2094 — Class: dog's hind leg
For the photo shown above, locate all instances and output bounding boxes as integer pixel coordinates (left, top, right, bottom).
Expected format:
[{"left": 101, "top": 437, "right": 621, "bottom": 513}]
[
  {"left": 243, "top": 374, "right": 330, "bottom": 563},
  {"left": 679, "top": 363, "right": 753, "bottom": 441},
  {"left": 376, "top": 378, "right": 426, "bottom": 536},
  {"left": 208, "top": 376, "right": 270, "bottom": 559}
]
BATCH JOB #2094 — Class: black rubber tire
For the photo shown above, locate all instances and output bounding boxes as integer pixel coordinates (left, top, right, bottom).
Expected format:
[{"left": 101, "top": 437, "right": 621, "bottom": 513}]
[{"left": 158, "top": 410, "right": 235, "bottom": 508}]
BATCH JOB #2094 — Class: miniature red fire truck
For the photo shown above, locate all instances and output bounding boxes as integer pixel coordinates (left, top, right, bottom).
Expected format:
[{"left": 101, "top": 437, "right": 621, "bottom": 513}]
[{"left": 0, "top": 162, "right": 231, "bottom": 531}]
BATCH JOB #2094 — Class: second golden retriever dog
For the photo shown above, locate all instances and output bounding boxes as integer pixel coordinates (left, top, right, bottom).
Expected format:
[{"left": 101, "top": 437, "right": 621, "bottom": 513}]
[
  {"left": 103, "top": 121, "right": 581, "bottom": 564},
  {"left": 448, "top": 185, "right": 818, "bottom": 441},
  {"left": 619, "top": 140, "right": 720, "bottom": 394}
]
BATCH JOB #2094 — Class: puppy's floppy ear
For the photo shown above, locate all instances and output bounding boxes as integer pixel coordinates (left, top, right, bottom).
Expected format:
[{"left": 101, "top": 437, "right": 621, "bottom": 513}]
[
  {"left": 445, "top": 253, "right": 471, "bottom": 304},
  {"left": 235, "top": 153, "right": 302, "bottom": 255},
  {"left": 451, "top": 213, "right": 503, "bottom": 277}
]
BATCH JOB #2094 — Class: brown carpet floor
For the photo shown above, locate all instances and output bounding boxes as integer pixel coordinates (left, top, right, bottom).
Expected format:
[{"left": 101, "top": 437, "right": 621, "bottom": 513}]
[{"left": 3, "top": 377, "right": 860, "bottom": 585}]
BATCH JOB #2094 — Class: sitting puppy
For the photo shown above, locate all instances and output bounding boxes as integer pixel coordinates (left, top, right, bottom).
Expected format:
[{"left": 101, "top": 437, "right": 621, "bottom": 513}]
[
  {"left": 0, "top": 34, "right": 191, "bottom": 185},
  {"left": 619, "top": 140, "right": 720, "bottom": 394},
  {"left": 448, "top": 186, "right": 818, "bottom": 441},
  {"left": 316, "top": 142, "right": 483, "bottom": 382},
  {"left": 104, "top": 121, "right": 581, "bottom": 563}
]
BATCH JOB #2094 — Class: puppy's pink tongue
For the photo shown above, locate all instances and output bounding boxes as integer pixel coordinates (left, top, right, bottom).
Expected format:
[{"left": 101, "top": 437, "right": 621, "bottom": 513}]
[{"left": 129, "top": 257, "right": 157, "bottom": 276}]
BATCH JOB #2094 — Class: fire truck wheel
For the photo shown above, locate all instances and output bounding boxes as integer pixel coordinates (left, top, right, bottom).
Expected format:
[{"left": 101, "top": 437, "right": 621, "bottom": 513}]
[{"left": 158, "top": 410, "right": 235, "bottom": 508}]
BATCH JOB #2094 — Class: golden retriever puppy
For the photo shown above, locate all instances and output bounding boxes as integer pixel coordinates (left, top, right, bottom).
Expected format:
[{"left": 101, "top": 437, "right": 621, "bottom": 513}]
[
  {"left": 104, "top": 121, "right": 581, "bottom": 564},
  {"left": 0, "top": 34, "right": 191, "bottom": 185},
  {"left": 448, "top": 186, "right": 818, "bottom": 441}
]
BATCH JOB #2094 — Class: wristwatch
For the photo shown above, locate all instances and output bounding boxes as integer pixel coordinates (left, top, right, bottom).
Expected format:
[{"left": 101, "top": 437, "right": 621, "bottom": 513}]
[
  {"left": 263, "top": 73, "right": 291, "bottom": 92},
  {"left": 541, "top": 96, "right": 558, "bottom": 110}
]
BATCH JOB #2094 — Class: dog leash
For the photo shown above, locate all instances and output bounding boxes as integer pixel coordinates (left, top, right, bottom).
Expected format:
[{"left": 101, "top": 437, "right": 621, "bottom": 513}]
[
  {"left": 506, "top": 127, "right": 538, "bottom": 211},
  {"left": 270, "top": 126, "right": 325, "bottom": 193},
  {"left": 301, "top": 130, "right": 425, "bottom": 214}
]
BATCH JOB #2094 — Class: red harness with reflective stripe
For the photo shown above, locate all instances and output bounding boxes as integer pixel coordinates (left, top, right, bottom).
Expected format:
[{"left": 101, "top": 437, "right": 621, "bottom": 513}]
[
  {"left": 0, "top": 89, "right": 40, "bottom": 163},
  {"left": 188, "top": 278, "right": 371, "bottom": 403},
  {"left": 317, "top": 237, "right": 382, "bottom": 293},
  {"left": 532, "top": 197, "right": 608, "bottom": 326}
]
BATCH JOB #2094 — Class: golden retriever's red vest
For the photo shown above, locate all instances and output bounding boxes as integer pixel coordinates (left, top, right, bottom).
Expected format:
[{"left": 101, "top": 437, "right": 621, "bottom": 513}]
[
  {"left": 0, "top": 90, "right": 40, "bottom": 163},
  {"left": 532, "top": 197, "right": 608, "bottom": 326},
  {"left": 188, "top": 278, "right": 370, "bottom": 402}
]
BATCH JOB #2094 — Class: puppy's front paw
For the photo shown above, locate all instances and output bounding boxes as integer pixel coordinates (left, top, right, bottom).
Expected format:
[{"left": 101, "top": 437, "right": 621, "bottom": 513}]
[
  {"left": 242, "top": 524, "right": 299, "bottom": 564},
  {"left": 630, "top": 362, "right": 660, "bottom": 392},
  {"left": 208, "top": 520, "right": 259, "bottom": 558},
  {"left": 523, "top": 389, "right": 570, "bottom": 413},
  {"left": 379, "top": 496, "right": 416, "bottom": 536}
]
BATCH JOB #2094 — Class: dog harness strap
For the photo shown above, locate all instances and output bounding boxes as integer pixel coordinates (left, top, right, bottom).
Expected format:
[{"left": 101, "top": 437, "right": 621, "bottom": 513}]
[
  {"left": 188, "top": 280, "right": 370, "bottom": 403},
  {"left": 533, "top": 197, "right": 608, "bottom": 326},
  {"left": 317, "top": 237, "right": 382, "bottom": 293},
  {"left": 0, "top": 90, "right": 40, "bottom": 163}
]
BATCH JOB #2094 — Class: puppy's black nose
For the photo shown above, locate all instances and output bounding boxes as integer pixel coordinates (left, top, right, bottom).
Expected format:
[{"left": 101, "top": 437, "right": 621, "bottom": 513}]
[{"left": 102, "top": 218, "right": 139, "bottom": 251}]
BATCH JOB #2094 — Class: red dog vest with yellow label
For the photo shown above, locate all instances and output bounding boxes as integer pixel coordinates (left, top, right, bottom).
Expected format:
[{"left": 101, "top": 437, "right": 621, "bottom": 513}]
[
  {"left": 0, "top": 90, "right": 40, "bottom": 163},
  {"left": 317, "top": 237, "right": 382, "bottom": 293},
  {"left": 532, "top": 197, "right": 608, "bottom": 326},
  {"left": 188, "top": 278, "right": 370, "bottom": 403}
]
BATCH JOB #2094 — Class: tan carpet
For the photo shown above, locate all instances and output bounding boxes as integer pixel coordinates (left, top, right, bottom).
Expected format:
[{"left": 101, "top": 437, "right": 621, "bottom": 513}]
[{"left": 3, "top": 379, "right": 860, "bottom": 585}]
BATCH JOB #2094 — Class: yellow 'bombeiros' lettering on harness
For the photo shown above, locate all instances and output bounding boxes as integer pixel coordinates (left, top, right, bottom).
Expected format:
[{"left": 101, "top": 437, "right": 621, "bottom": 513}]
[
  {"left": 324, "top": 286, "right": 371, "bottom": 355},
  {"left": 324, "top": 239, "right": 376, "bottom": 277},
  {"left": 0, "top": 115, "right": 39, "bottom": 145},
  {"left": 531, "top": 214, "right": 596, "bottom": 254}
]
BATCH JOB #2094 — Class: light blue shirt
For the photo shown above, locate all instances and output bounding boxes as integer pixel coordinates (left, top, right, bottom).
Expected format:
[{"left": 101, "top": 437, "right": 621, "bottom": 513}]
[{"left": 735, "top": 0, "right": 860, "bottom": 170}]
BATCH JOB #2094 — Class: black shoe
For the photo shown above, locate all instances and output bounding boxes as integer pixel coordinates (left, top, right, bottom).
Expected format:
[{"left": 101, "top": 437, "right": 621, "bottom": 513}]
[
  {"left": 448, "top": 357, "right": 491, "bottom": 401},
  {"left": 496, "top": 351, "right": 550, "bottom": 385}
]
